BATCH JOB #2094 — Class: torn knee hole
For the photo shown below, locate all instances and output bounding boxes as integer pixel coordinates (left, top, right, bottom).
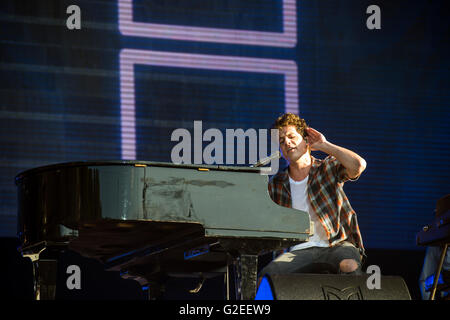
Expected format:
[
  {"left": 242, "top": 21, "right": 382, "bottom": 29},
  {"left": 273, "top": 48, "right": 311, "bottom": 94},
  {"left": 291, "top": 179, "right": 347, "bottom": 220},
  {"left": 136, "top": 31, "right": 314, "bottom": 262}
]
[{"left": 339, "top": 259, "right": 358, "bottom": 273}]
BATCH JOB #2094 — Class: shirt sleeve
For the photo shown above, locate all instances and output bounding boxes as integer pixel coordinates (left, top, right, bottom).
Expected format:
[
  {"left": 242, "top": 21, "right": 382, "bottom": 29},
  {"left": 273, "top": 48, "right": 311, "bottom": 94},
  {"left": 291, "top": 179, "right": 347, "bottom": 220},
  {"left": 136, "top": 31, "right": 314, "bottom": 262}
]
[{"left": 324, "top": 155, "right": 360, "bottom": 184}]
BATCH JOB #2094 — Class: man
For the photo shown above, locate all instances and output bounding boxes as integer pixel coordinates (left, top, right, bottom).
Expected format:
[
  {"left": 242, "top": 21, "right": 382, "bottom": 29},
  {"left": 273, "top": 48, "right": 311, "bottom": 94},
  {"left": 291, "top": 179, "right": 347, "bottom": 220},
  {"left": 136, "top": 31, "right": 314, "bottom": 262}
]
[{"left": 260, "top": 113, "right": 366, "bottom": 276}]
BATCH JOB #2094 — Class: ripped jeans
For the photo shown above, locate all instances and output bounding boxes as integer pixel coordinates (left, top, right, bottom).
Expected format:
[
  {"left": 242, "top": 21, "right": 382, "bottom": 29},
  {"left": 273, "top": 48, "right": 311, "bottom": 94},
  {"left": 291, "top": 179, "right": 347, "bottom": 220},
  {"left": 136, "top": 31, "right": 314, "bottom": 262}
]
[{"left": 259, "top": 241, "right": 362, "bottom": 276}]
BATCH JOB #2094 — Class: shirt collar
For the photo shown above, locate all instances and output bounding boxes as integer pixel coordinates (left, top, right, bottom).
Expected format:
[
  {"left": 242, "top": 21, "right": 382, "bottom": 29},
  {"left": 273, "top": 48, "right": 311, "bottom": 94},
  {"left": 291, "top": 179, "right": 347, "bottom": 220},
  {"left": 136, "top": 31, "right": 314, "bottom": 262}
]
[{"left": 276, "top": 155, "right": 320, "bottom": 192}]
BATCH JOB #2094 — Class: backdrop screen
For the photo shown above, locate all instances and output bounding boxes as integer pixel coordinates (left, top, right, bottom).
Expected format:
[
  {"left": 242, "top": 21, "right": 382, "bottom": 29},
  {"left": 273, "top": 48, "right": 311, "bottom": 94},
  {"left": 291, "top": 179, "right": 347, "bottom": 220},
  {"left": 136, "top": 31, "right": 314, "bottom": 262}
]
[{"left": 0, "top": 0, "right": 449, "bottom": 251}]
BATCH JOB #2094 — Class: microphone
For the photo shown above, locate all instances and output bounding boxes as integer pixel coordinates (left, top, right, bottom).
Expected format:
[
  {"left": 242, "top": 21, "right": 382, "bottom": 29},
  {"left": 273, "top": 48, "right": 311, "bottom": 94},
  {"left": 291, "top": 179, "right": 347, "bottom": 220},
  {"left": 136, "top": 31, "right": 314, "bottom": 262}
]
[{"left": 250, "top": 151, "right": 281, "bottom": 168}]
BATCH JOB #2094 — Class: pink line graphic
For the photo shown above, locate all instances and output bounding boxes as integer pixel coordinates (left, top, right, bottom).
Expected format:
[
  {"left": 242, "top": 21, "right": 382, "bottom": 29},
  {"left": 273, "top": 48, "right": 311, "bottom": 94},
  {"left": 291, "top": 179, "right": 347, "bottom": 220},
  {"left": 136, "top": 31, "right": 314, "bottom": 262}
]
[
  {"left": 120, "top": 49, "right": 298, "bottom": 160},
  {"left": 118, "top": 0, "right": 297, "bottom": 48}
]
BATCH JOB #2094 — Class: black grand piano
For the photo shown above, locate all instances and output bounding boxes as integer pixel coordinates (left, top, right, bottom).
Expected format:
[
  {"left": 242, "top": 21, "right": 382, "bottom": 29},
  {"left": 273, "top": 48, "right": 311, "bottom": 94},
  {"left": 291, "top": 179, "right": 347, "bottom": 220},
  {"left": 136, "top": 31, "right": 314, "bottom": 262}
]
[{"left": 16, "top": 161, "right": 311, "bottom": 300}]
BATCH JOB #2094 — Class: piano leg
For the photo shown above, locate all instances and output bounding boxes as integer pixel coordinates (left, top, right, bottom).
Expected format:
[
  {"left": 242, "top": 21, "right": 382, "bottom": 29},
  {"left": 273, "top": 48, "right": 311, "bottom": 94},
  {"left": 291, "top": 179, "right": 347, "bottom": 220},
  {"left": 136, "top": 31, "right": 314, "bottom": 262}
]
[
  {"left": 236, "top": 254, "right": 258, "bottom": 300},
  {"left": 221, "top": 238, "right": 286, "bottom": 300},
  {"left": 147, "top": 280, "right": 164, "bottom": 300},
  {"left": 24, "top": 255, "right": 58, "bottom": 300},
  {"left": 32, "top": 259, "right": 58, "bottom": 300},
  {"left": 21, "top": 243, "right": 59, "bottom": 300},
  {"left": 226, "top": 263, "right": 233, "bottom": 300}
]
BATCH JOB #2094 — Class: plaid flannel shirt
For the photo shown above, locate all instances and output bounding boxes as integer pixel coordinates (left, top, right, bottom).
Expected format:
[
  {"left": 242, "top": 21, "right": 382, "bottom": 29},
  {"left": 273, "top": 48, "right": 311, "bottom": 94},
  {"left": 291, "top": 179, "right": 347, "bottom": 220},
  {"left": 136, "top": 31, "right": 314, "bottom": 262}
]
[{"left": 268, "top": 155, "right": 365, "bottom": 256}]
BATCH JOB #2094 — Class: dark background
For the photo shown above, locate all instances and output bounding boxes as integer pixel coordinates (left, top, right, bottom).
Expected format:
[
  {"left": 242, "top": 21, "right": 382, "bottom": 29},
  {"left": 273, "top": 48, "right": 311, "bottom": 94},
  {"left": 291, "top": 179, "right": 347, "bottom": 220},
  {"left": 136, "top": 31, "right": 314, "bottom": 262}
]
[{"left": 1, "top": 0, "right": 449, "bottom": 300}]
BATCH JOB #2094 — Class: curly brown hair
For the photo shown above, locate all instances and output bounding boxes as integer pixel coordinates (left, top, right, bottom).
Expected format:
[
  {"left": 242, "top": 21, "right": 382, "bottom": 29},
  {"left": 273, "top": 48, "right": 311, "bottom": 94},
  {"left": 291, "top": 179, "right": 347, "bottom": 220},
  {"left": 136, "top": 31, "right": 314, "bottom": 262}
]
[{"left": 272, "top": 113, "right": 308, "bottom": 138}]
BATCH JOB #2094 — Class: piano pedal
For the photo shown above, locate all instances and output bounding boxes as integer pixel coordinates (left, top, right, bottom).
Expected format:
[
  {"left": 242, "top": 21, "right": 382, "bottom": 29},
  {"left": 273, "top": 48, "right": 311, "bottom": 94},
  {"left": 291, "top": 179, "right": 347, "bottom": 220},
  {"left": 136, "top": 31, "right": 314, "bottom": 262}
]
[{"left": 189, "top": 277, "right": 206, "bottom": 294}]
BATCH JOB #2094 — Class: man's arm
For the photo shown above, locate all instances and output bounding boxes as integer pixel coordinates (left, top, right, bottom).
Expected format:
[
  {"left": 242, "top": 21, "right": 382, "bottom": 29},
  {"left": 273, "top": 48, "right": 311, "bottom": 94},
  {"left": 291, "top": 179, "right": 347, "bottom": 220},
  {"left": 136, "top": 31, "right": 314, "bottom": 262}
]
[{"left": 305, "top": 127, "right": 366, "bottom": 179}]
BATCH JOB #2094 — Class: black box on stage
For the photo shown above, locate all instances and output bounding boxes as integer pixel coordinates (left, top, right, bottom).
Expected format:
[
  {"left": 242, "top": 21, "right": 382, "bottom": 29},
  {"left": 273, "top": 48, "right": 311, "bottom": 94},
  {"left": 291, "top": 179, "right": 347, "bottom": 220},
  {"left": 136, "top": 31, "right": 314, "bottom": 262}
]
[{"left": 262, "top": 273, "right": 411, "bottom": 300}]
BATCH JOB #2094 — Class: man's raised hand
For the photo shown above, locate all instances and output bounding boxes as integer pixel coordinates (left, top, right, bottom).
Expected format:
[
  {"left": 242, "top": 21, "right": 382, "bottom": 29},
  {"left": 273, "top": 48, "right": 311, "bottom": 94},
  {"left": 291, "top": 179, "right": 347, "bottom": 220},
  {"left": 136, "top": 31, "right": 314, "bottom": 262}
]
[{"left": 305, "top": 127, "right": 327, "bottom": 151}]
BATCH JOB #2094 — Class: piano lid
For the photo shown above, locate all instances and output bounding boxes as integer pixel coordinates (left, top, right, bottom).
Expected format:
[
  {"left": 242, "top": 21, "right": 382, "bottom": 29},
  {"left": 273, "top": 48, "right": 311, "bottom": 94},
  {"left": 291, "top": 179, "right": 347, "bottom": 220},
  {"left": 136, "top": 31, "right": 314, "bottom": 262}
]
[{"left": 15, "top": 160, "right": 261, "bottom": 183}]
